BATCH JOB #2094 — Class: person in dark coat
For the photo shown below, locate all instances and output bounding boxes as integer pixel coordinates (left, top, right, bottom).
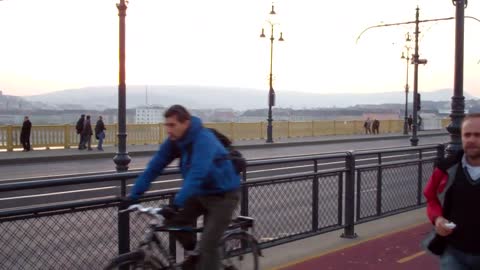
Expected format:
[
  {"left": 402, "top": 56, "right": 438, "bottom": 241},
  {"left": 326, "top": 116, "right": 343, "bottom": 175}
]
[
  {"left": 407, "top": 115, "right": 413, "bottom": 131},
  {"left": 20, "top": 116, "right": 32, "bottom": 151},
  {"left": 81, "top": 115, "right": 93, "bottom": 151},
  {"left": 76, "top": 114, "right": 85, "bottom": 150},
  {"left": 94, "top": 116, "right": 106, "bottom": 151},
  {"left": 372, "top": 119, "right": 380, "bottom": 134}
]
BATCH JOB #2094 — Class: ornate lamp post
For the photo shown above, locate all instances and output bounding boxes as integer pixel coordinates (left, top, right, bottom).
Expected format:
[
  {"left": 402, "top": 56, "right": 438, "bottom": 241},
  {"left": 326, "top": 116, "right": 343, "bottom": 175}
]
[
  {"left": 260, "top": 3, "right": 284, "bottom": 143},
  {"left": 113, "top": 0, "right": 131, "bottom": 172},
  {"left": 446, "top": 0, "right": 468, "bottom": 156},
  {"left": 400, "top": 32, "right": 412, "bottom": 135}
]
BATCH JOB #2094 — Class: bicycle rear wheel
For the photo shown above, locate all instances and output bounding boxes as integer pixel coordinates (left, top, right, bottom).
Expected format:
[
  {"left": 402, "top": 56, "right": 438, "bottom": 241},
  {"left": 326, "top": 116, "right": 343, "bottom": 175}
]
[
  {"left": 104, "top": 250, "right": 166, "bottom": 270},
  {"left": 220, "top": 232, "right": 260, "bottom": 270}
]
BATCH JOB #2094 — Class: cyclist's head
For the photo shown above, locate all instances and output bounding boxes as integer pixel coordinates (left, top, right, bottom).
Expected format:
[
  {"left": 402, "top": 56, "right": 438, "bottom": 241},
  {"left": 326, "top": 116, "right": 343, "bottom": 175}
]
[{"left": 164, "top": 105, "right": 191, "bottom": 141}]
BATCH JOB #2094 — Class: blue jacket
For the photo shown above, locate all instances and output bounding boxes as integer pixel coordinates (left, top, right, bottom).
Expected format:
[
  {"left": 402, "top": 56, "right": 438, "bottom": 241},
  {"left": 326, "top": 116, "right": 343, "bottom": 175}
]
[{"left": 130, "top": 116, "right": 240, "bottom": 207}]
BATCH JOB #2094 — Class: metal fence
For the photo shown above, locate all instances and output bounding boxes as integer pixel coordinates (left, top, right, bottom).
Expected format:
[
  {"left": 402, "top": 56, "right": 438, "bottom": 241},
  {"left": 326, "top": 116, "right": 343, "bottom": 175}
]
[{"left": 0, "top": 144, "right": 444, "bottom": 269}]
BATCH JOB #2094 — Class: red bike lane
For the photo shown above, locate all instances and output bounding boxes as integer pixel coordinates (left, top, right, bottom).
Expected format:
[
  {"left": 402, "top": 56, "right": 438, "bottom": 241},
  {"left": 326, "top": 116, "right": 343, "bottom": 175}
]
[{"left": 276, "top": 223, "right": 440, "bottom": 270}]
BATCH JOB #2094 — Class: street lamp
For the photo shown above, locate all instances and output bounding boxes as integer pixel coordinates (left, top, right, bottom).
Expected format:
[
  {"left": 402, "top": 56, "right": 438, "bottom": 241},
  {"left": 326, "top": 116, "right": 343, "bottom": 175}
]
[
  {"left": 260, "top": 3, "right": 284, "bottom": 143},
  {"left": 446, "top": 0, "right": 468, "bottom": 156},
  {"left": 113, "top": 0, "right": 132, "bottom": 172},
  {"left": 400, "top": 32, "right": 412, "bottom": 135}
]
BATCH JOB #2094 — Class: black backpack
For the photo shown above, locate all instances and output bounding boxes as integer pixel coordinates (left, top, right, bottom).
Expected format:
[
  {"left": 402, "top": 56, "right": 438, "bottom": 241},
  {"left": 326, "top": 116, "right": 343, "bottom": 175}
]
[{"left": 171, "top": 128, "right": 247, "bottom": 174}]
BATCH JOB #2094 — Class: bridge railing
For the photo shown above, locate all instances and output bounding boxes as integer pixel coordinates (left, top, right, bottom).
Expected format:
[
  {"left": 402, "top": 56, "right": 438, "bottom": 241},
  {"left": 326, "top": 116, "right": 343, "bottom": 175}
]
[
  {"left": 0, "top": 144, "right": 444, "bottom": 269},
  {"left": 0, "top": 119, "right": 448, "bottom": 151}
]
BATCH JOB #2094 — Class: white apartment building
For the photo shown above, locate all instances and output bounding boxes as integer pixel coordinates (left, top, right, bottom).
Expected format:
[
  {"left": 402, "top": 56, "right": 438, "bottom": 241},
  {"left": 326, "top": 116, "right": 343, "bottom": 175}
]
[{"left": 135, "top": 106, "right": 165, "bottom": 124}]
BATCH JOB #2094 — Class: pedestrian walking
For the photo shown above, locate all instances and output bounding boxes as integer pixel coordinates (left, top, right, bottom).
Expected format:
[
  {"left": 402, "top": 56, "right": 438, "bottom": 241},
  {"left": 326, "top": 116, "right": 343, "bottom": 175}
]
[
  {"left": 407, "top": 115, "right": 413, "bottom": 131},
  {"left": 76, "top": 114, "right": 85, "bottom": 150},
  {"left": 20, "top": 116, "right": 32, "bottom": 151},
  {"left": 372, "top": 119, "right": 380, "bottom": 134},
  {"left": 418, "top": 115, "right": 423, "bottom": 131},
  {"left": 94, "top": 116, "right": 106, "bottom": 151},
  {"left": 422, "top": 113, "right": 480, "bottom": 269},
  {"left": 81, "top": 115, "right": 93, "bottom": 151},
  {"left": 364, "top": 118, "right": 372, "bottom": 134}
]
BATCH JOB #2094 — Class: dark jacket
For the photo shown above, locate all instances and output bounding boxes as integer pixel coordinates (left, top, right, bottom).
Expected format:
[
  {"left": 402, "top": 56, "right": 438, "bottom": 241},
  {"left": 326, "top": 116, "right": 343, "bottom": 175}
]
[
  {"left": 81, "top": 120, "right": 93, "bottom": 136},
  {"left": 76, "top": 117, "right": 85, "bottom": 134},
  {"left": 422, "top": 151, "right": 464, "bottom": 255},
  {"left": 21, "top": 120, "right": 32, "bottom": 138},
  {"left": 130, "top": 116, "right": 241, "bottom": 207},
  {"left": 94, "top": 120, "right": 106, "bottom": 136}
]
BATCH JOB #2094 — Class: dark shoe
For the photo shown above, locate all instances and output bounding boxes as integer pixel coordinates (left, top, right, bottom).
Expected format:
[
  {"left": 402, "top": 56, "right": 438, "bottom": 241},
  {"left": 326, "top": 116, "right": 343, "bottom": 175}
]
[
  {"left": 87, "top": 148, "right": 93, "bottom": 151},
  {"left": 181, "top": 254, "right": 199, "bottom": 270}
]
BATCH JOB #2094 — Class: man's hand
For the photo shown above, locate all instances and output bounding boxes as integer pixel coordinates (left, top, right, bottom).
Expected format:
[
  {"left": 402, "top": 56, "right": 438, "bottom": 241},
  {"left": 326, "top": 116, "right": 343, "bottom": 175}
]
[
  {"left": 435, "top": 216, "right": 454, "bottom": 236},
  {"left": 159, "top": 205, "right": 179, "bottom": 219}
]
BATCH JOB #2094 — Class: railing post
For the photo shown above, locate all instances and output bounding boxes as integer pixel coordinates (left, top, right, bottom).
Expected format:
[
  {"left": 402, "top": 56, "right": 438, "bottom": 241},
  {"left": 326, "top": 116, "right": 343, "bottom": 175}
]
[
  {"left": 312, "top": 160, "right": 319, "bottom": 232},
  {"left": 6, "top": 125, "right": 14, "bottom": 152},
  {"left": 168, "top": 197, "right": 177, "bottom": 262},
  {"left": 287, "top": 121, "right": 291, "bottom": 138},
  {"left": 417, "top": 150, "right": 424, "bottom": 205},
  {"left": 64, "top": 124, "right": 71, "bottom": 149},
  {"left": 311, "top": 120, "right": 314, "bottom": 137},
  {"left": 118, "top": 178, "right": 130, "bottom": 256},
  {"left": 342, "top": 151, "right": 358, "bottom": 238},
  {"left": 240, "top": 169, "right": 249, "bottom": 217},
  {"left": 159, "top": 123, "right": 164, "bottom": 144},
  {"left": 376, "top": 153, "right": 383, "bottom": 216}
]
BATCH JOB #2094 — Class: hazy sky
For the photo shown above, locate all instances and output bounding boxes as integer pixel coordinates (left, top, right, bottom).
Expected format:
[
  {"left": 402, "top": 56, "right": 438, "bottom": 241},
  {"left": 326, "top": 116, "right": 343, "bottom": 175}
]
[{"left": 0, "top": 0, "right": 479, "bottom": 97}]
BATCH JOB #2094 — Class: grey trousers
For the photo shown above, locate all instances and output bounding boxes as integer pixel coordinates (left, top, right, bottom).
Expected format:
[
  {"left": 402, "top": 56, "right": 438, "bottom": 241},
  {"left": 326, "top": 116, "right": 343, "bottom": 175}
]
[
  {"left": 440, "top": 246, "right": 480, "bottom": 270},
  {"left": 164, "top": 190, "right": 240, "bottom": 270}
]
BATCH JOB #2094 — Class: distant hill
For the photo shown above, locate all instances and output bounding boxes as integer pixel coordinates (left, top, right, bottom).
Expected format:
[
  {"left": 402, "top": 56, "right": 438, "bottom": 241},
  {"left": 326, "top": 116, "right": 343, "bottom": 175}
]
[{"left": 23, "top": 85, "right": 477, "bottom": 110}]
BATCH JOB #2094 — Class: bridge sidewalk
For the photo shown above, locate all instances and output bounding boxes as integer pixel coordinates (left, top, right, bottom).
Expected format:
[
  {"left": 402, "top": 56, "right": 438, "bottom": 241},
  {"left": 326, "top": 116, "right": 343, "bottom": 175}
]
[
  {"left": 263, "top": 208, "right": 439, "bottom": 270},
  {"left": 0, "top": 130, "right": 447, "bottom": 164}
]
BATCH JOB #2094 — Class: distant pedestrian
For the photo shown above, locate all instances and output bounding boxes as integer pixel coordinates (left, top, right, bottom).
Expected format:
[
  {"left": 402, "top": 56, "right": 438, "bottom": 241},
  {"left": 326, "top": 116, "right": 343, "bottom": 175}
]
[
  {"left": 20, "top": 116, "right": 32, "bottom": 151},
  {"left": 76, "top": 114, "right": 85, "bottom": 149},
  {"left": 372, "top": 119, "right": 380, "bottom": 134},
  {"left": 407, "top": 115, "right": 413, "bottom": 131},
  {"left": 94, "top": 116, "right": 106, "bottom": 151},
  {"left": 81, "top": 115, "right": 93, "bottom": 151},
  {"left": 418, "top": 115, "right": 423, "bottom": 131},
  {"left": 364, "top": 118, "right": 372, "bottom": 134}
]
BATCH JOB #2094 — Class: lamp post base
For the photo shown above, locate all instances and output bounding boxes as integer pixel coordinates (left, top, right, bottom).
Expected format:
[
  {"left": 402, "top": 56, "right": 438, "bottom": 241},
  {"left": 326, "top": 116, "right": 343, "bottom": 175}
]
[{"left": 114, "top": 153, "right": 131, "bottom": 172}]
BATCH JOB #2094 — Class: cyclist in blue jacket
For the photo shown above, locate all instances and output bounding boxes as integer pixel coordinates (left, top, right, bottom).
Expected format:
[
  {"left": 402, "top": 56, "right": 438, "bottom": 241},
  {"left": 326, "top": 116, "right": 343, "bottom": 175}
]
[{"left": 130, "top": 104, "right": 240, "bottom": 270}]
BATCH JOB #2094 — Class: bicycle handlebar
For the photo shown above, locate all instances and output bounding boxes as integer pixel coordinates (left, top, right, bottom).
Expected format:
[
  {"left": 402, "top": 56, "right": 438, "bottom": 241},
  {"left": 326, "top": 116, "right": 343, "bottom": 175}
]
[{"left": 119, "top": 204, "right": 164, "bottom": 220}]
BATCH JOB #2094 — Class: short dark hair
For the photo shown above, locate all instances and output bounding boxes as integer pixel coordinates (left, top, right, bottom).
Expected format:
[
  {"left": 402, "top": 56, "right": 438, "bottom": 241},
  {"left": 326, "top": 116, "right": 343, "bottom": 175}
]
[
  {"left": 86, "top": 115, "right": 91, "bottom": 120},
  {"left": 462, "top": 113, "right": 480, "bottom": 125},
  {"left": 164, "top": 105, "right": 191, "bottom": 123}
]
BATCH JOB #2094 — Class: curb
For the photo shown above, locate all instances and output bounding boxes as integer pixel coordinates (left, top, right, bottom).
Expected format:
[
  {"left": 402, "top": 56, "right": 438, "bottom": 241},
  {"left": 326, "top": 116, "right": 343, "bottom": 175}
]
[{"left": 0, "top": 132, "right": 448, "bottom": 165}]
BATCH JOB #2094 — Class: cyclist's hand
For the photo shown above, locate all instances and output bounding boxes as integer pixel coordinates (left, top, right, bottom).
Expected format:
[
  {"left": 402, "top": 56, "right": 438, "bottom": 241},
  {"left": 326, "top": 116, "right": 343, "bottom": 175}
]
[{"left": 159, "top": 205, "right": 178, "bottom": 219}]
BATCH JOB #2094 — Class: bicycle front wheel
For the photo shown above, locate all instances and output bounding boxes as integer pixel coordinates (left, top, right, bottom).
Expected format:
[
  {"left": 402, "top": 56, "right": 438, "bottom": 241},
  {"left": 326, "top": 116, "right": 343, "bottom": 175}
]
[
  {"left": 103, "top": 250, "right": 158, "bottom": 270},
  {"left": 220, "top": 232, "right": 260, "bottom": 270}
]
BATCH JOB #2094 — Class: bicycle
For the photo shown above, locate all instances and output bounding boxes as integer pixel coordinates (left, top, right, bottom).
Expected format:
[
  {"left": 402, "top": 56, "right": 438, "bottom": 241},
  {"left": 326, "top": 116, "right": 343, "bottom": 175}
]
[{"left": 104, "top": 204, "right": 261, "bottom": 270}]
